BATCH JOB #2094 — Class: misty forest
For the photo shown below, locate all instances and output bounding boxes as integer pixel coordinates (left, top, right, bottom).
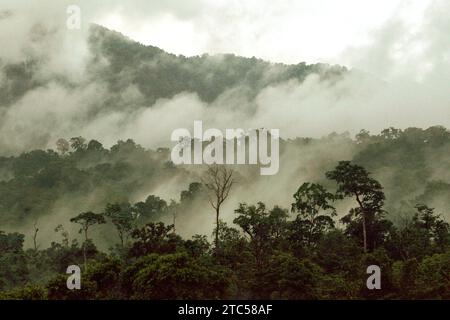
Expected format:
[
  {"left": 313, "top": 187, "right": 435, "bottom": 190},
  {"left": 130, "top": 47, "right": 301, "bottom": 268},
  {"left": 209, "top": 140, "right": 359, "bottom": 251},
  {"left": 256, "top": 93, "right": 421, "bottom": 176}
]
[{"left": 0, "top": 25, "right": 449, "bottom": 300}]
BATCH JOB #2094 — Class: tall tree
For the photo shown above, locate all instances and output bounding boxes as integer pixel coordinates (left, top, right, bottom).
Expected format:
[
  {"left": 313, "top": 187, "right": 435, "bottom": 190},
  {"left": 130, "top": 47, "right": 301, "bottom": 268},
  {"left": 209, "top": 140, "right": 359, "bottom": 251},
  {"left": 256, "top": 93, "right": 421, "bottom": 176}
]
[
  {"left": 70, "top": 212, "right": 106, "bottom": 269},
  {"left": 326, "top": 161, "right": 385, "bottom": 252},
  {"left": 202, "top": 165, "right": 234, "bottom": 251},
  {"left": 32, "top": 221, "right": 39, "bottom": 252},
  {"left": 291, "top": 182, "right": 336, "bottom": 247},
  {"left": 104, "top": 203, "right": 136, "bottom": 248}
]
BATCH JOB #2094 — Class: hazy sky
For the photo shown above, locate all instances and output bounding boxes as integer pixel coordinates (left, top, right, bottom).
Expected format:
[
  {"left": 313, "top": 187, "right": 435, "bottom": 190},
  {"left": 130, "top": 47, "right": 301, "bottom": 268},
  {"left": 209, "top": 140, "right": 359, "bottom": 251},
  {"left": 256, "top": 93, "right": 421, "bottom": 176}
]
[
  {"left": 0, "top": 0, "right": 440, "bottom": 70},
  {"left": 93, "top": 0, "right": 431, "bottom": 65},
  {"left": 0, "top": 0, "right": 431, "bottom": 63}
]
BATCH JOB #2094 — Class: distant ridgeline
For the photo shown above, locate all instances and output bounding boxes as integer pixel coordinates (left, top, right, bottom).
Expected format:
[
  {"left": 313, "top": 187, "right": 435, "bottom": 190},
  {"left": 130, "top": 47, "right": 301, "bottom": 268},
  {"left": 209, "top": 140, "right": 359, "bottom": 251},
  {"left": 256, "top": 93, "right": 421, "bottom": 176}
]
[
  {"left": 0, "top": 24, "right": 347, "bottom": 109},
  {"left": 87, "top": 25, "right": 347, "bottom": 106}
]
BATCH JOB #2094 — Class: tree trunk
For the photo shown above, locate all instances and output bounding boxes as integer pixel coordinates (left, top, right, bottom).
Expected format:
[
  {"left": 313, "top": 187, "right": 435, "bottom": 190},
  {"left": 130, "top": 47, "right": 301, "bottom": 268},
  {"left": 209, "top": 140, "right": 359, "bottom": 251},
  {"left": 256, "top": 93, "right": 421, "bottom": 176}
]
[
  {"left": 33, "top": 229, "right": 38, "bottom": 252},
  {"left": 356, "top": 195, "right": 368, "bottom": 253},
  {"left": 173, "top": 211, "right": 177, "bottom": 234},
  {"left": 308, "top": 210, "right": 314, "bottom": 247},
  {"left": 83, "top": 228, "right": 88, "bottom": 270},
  {"left": 215, "top": 207, "right": 220, "bottom": 251},
  {"left": 362, "top": 211, "right": 367, "bottom": 253},
  {"left": 119, "top": 230, "right": 124, "bottom": 248}
]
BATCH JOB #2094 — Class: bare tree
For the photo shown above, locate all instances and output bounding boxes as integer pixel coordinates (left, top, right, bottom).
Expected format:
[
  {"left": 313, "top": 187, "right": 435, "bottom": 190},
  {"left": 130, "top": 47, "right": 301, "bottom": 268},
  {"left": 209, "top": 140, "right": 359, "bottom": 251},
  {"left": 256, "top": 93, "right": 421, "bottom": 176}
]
[{"left": 202, "top": 165, "right": 235, "bottom": 250}]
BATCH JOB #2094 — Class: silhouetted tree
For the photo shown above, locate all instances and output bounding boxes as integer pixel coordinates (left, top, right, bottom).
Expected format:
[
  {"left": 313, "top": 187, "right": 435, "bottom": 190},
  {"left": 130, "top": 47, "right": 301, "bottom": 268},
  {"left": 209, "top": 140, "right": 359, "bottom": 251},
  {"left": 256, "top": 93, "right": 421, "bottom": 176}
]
[
  {"left": 326, "top": 161, "right": 386, "bottom": 252},
  {"left": 70, "top": 212, "right": 106, "bottom": 269},
  {"left": 203, "top": 165, "right": 234, "bottom": 251},
  {"left": 104, "top": 203, "right": 135, "bottom": 247}
]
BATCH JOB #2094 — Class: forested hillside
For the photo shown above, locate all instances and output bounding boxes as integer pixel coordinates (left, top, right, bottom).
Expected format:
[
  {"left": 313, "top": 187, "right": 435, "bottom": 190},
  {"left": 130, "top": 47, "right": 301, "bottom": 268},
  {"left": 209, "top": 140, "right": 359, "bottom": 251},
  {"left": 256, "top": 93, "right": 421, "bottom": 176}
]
[
  {"left": 0, "top": 126, "right": 449, "bottom": 299},
  {"left": 1, "top": 22, "right": 449, "bottom": 300},
  {"left": 0, "top": 25, "right": 346, "bottom": 111}
]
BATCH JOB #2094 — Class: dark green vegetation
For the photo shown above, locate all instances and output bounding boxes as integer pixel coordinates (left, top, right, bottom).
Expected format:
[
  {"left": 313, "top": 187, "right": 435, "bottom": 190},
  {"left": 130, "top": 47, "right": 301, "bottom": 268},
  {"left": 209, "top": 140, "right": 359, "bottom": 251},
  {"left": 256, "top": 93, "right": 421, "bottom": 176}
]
[
  {"left": 0, "top": 127, "right": 449, "bottom": 299},
  {"left": 1, "top": 25, "right": 449, "bottom": 300},
  {"left": 0, "top": 24, "right": 346, "bottom": 112},
  {"left": 88, "top": 26, "right": 346, "bottom": 106}
]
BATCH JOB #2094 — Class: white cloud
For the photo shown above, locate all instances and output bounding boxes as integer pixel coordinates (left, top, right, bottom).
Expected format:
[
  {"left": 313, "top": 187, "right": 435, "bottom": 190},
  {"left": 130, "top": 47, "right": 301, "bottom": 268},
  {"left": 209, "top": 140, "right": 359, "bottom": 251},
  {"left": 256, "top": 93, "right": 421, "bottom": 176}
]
[
  {"left": 1, "top": 0, "right": 449, "bottom": 154},
  {"left": 94, "top": 0, "right": 407, "bottom": 65}
]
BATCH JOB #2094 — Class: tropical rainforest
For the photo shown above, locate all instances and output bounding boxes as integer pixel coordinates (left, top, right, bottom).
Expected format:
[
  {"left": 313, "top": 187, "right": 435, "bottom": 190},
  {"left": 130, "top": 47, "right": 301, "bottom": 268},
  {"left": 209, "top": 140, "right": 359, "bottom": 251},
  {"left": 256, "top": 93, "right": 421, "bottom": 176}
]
[
  {"left": 0, "top": 127, "right": 449, "bottom": 300},
  {"left": 0, "top": 25, "right": 449, "bottom": 300}
]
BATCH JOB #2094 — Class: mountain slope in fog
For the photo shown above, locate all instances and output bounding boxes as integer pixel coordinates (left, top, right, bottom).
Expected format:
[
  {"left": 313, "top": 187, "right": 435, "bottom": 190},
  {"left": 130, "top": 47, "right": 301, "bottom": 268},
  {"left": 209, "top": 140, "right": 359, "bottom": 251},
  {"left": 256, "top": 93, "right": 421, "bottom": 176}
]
[
  {"left": 0, "top": 24, "right": 347, "bottom": 111},
  {"left": 86, "top": 25, "right": 347, "bottom": 107}
]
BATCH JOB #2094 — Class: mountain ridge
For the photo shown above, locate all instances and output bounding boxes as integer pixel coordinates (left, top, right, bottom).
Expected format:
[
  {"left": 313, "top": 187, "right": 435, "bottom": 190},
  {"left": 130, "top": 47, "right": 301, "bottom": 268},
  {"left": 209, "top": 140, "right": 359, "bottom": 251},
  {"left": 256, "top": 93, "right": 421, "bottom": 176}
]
[
  {"left": 86, "top": 24, "right": 349, "bottom": 106},
  {"left": 0, "top": 24, "right": 349, "bottom": 111}
]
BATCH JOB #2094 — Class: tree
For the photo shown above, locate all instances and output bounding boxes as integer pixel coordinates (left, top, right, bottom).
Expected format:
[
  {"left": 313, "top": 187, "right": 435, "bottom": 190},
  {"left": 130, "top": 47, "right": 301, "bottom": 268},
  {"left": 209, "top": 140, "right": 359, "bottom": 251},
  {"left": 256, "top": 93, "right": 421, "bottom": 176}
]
[
  {"left": 267, "top": 253, "right": 325, "bottom": 299},
  {"left": 315, "top": 229, "right": 362, "bottom": 275},
  {"left": 184, "top": 235, "right": 211, "bottom": 258},
  {"left": 129, "top": 222, "right": 178, "bottom": 257},
  {"left": 202, "top": 165, "right": 234, "bottom": 251},
  {"left": 180, "top": 182, "right": 203, "bottom": 203},
  {"left": 70, "top": 212, "right": 106, "bottom": 268},
  {"left": 123, "top": 253, "right": 230, "bottom": 299},
  {"left": 69, "top": 136, "right": 87, "bottom": 152},
  {"left": 133, "top": 195, "right": 168, "bottom": 223},
  {"left": 87, "top": 139, "right": 104, "bottom": 152},
  {"left": 83, "top": 258, "right": 123, "bottom": 299},
  {"left": 380, "top": 127, "right": 402, "bottom": 140},
  {"left": 70, "top": 212, "right": 106, "bottom": 242},
  {"left": 391, "top": 258, "right": 419, "bottom": 298},
  {"left": 291, "top": 183, "right": 336, "bottom": 247},
  {"left": 55, "top": 138, "right": 69, "bottom": 155},
  {"left": 213, "top": 221, "right": 248, "bottom": 268},
  {"left": 234, "top": 202, "right": 288, "bottom": 266},
  {"left": 32, "top": 221, "right": 39, "bottom": 252},
  {"left": 413, "top": 204, "right": 450, "bottom": 251},
  {"left": 355, "top": 129, "right": 371, "bottom": 144},
  {"left": 104, "top": 203, "right": 136, "bottom": 248},
  {"left": 415, "top": 252, "right": 450, "bottom": 299},
  {"left": 387, "top": 204, "right": 450, "bottom": 261},
  {"left": 0, "top": 231, "right": 29, "bottom": 291},
  {"left": 326, "top": 161, "right": 386, "bottom": 252}
]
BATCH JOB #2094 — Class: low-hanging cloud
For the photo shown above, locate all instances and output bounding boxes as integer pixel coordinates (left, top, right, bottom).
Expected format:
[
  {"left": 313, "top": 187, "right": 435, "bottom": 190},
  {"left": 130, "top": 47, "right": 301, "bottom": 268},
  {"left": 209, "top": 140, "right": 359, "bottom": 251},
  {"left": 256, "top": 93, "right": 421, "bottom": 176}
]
[{"left": 1, "top": 0, "right": 449, "bottom": 155}]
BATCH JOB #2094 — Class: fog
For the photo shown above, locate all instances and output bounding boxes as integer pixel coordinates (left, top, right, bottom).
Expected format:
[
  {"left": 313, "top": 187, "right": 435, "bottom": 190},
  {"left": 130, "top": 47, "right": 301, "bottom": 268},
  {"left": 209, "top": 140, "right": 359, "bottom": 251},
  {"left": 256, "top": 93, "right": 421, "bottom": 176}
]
[{"left": 1, "top": 0, "right": 449, "bottom": 245}]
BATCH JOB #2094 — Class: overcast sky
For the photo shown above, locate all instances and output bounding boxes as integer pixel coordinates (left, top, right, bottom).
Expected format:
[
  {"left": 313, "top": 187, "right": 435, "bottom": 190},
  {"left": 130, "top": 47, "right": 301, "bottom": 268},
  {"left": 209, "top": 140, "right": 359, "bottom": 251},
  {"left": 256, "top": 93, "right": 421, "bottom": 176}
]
[
  {"left": 0, "top": 0, "right": 442, "bottom": 71},
  {"left": 91, "top": 0, "right": 432, "bottom": 65}
]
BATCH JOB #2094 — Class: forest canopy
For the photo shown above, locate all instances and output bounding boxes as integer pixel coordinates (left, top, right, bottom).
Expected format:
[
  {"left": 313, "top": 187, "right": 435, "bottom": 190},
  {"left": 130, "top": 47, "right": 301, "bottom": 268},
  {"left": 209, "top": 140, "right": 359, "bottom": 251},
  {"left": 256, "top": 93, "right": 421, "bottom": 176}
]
[{"left": 0, "top": 126, "right": 449, "bottom": 299}]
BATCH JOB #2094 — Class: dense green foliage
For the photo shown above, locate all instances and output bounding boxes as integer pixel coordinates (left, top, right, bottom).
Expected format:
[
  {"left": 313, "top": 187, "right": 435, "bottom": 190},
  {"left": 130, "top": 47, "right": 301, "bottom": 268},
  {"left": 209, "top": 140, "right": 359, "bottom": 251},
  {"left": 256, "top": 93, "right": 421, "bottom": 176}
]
[
  {"left": 88, "top": 25, "right": 346, "bottom": 106},
  {"left": 1, "top": 23, "right": 449, "bottom": 300},
  {"left": 0, "top": 126, "right": 449, "bottom": 300}
]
